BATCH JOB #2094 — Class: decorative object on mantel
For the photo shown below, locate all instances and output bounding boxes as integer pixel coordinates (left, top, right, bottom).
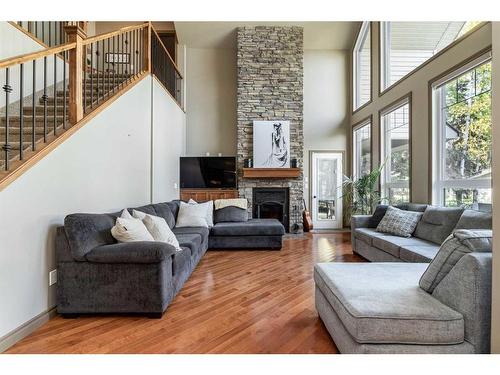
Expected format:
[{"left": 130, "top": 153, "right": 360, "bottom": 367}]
[
  {"left": 253, "top": 120, "right": 290, "bottom": 168},
  {"left": 242, "top": 168, "right": 300, "bottom": 179},
  {"left": 291, "top": 158, "right": 298, "bottom": 168},
  {"left": 244, "top": 158, "right": 253, "bottom": 168}
]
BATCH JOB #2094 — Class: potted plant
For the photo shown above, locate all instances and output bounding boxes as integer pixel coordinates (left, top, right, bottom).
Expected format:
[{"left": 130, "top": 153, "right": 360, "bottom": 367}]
[{"left": 342, "top": 163, "right": 385, "bottom": 218}]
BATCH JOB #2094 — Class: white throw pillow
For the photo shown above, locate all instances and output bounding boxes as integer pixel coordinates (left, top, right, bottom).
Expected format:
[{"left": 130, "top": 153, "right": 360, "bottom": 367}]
[
  {"left": 111, "top": 217, "right": 155, "bottom": 243},
  {"left": 120, "top": 208, "right": 133, "bottom": 219},
  {"left": 188, "top": 199, "right": 214, "bottom": 227},
  {"left": 176, "top": 201, "right": 210, "bottom": 228},
  {"left": 132, "top": 210, "right": 182, "bottom": 251}
]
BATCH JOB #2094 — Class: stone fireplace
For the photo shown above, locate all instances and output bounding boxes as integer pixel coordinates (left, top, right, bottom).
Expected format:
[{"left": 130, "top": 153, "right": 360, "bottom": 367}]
[
  {"left": 236, "top": 26, "right": 304, "bottom": 232},
  {"left": 253, "top": 187, "right": 290, "bottom": 231}
]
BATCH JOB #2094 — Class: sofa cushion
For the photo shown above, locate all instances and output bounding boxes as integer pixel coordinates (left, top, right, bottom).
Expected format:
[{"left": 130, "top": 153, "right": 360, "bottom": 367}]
[
  {"left": 167, "top": 200, "right": 181, "bottom": 221},
  {"left": 353, "top": 228, "right": 385, "bottom": 246},
  {"left": 150, "top": 202, "right": 177, "bottom": 229},
  {"left": 395, "top": 203, "right": 428, "bottom": 212},
  {"left": 64, "top": 213, "right": 117, "bottom": 261},
  {"left": 314, "top": 262, "right": 464, "bottom": 345},
  {"left": 399, "top": 245, "right": 440, "bottom": 263},
  {"left": 376, "top": 206, "right": 423, "bottom": 237},
  {"left": 211, "top": 219, "right": 285, "bottom": 236},
  {"left": 454, "top": 209, "right": 492, "bottom": 230},
  {"left": 414, "top": 206, "right": 464, "bottom": 245},
  {"left": 175, "top": 233, "right": 202, "bottom": 259},
  {"left": 419, "top": 230, "right": 492, "bottom": 293},
  {"left": 371, "top": 236, "right": 436, "bottom": 259},
  {"left": 172, "top": 227, "right": 210, "bottom": 244},
  {"left": 214, "top": 206, "right": 248, "bottom": 223}
]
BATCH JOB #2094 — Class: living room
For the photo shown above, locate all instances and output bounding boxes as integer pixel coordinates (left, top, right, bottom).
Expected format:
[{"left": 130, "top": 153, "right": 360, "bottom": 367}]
[{"left": 0, "top": 0, "right": 500, "bottom": 372}]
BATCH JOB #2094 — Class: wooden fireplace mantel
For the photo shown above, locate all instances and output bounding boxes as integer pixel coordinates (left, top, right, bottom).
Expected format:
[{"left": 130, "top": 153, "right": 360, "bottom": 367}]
[{"left": 242, "top": 168, "right": 301, "bottom": 179}]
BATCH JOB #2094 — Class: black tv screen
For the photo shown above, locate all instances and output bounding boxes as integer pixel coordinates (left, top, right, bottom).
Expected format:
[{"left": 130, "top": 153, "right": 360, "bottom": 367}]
[{"left": 180, "top": 157, "right": 237, "bottom": 189}]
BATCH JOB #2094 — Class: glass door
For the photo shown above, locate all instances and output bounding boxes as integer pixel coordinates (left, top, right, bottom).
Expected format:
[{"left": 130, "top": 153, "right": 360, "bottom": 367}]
[{"left": 311, "top": 152, "right": 343, "bottom": 229}]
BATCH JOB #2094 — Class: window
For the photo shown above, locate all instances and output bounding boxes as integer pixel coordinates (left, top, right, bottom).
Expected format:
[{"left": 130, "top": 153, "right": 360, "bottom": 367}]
[
  {"left": 432, "top": 55, "right": 491, "bottom": 209},
  {"left": 380, "top": 22, "right": 479, "bottom": 91},
  {"left": 353, "top": 22, "right": 371, "bottom": 110},
  {"left": 353, "top": 120, "right": 371, "bottom": 180},
  {"left": 380, "top": 98, "right": 410, "bottom": 203}
]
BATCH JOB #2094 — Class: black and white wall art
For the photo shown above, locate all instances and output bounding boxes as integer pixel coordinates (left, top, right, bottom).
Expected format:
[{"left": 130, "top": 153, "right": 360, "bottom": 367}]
[{"left": 253, "top": 120, "right": 290, "bottom": 168}]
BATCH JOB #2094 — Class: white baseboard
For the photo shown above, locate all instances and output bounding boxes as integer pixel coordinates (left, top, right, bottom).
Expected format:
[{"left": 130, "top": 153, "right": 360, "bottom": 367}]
[{"left": 0, "top": 307, "right": 57, "bottom": 353}]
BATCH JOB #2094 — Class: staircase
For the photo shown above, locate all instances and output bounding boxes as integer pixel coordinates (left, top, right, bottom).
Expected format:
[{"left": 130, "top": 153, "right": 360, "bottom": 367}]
[
  {"left": 0, "top": 72, "right": 132, "bottom": 171},
  {"left": 0, "top": 21, "right": 183, "bottom": 189}
]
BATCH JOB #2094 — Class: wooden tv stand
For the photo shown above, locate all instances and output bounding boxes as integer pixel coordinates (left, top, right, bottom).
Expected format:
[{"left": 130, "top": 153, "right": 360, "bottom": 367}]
[{"left": 180, "top": 188, "right": 239, "bottom": 202}]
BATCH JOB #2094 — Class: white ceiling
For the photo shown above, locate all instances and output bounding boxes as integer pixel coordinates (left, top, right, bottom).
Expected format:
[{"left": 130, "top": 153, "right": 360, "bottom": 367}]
[{"left": 174, "top": 22, "right": 360, "bottom": 50}]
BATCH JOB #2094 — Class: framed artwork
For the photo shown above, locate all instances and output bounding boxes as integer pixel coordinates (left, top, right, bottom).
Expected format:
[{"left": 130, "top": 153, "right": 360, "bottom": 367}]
[{"left": 253, "top": 120, "right": 290, "bottom": 168}]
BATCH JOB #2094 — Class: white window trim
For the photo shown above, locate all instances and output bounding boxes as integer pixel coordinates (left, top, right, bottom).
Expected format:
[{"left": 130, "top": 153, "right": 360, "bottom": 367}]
[
  {"left": 352, "top": 119, "right": 371, "bottom": 180},
  {"left": 379, "top": 22, "right": 391, "bottom": 92},
  {"left": 380, "top": 97, "right": 411, "bottom": 201},
  {"left": 353, "top": 22, "right": 371, "bottom": 111},
  {"left": 431, "top": 52, "right": 492, "bottom": 206}
]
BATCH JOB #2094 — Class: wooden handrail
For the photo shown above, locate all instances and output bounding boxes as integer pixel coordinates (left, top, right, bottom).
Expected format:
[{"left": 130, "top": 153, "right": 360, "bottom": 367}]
[
  {"left": 82, "top": 23, "right": 149, "bottom": 45},
  {"left": 0, "top": 41, "right": 76, "bottom": 69},
  {"left": 151, "top": 25, "right": 183, "bottom": 78}
]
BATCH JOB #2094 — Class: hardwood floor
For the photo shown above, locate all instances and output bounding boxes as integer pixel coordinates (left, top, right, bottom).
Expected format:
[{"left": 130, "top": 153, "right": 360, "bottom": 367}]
[{"left": 6, "top": 232, "right": 363, "bottom": 354}]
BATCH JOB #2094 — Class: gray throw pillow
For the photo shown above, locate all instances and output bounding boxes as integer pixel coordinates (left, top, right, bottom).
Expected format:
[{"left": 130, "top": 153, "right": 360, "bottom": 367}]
[
  {"left": 367, "top": 205, "right": 389, "bottom": 228},
  {"left": 376, "top": 206, "right": 423, "bottom": 237},
  {"left": 419, "top": 229, "right": 492, "bottom": 293},
  {"left": 214, "top": 206, "right": 248, "bottom": 223}
]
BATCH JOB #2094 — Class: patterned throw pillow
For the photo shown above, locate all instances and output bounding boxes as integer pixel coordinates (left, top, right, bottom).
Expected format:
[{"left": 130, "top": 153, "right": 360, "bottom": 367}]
[{"left": 376, "top": 206, "right": 423, "bottom": 237}]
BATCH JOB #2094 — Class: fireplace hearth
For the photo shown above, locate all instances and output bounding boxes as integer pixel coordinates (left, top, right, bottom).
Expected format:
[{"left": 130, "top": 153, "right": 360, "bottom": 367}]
[{"left": 252, "top": 187, "right": 290, "bottom": 232}]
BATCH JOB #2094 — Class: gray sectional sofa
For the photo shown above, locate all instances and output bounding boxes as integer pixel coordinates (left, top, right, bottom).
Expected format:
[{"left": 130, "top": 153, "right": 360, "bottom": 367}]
[
  {"left": 351, "top": 203, "right": 492, "bottom": 263},
  {"left": 314, "top": 203, "right": 493, "bottom": 353},
  {"left": 56, "top": 200, "right": 285, "bottom": 317}
]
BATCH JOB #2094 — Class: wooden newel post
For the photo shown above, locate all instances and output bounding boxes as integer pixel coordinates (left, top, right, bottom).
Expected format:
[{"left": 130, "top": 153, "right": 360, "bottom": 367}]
[
  {"left": 144, "top": 22, "right": 152, "bottom": 73},
  {"left": 64, "top": 25, "right": 86, "bottom": 124}
]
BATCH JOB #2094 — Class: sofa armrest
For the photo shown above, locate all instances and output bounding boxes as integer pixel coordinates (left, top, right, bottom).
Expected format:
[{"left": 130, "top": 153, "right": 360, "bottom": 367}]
[
  {"left": 85, "top": 242, "right": 177, "bottom": 264},
  {"left": 351, "top": 215, "right": 372, "bottom": 229}
]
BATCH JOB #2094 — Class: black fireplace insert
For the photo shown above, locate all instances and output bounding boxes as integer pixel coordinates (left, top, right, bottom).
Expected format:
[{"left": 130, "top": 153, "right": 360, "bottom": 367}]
[{"left": 252, "top": 187, "right": 290, "bottom": 232}]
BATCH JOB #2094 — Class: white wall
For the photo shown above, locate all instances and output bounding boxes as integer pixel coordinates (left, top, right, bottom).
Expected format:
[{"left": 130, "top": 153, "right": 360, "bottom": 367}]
[
  {"left": 491, "top": 21, "right": 500, "bottom": 354},
  {"left": 0, "top": 75, "right": 186, "bottom": 345},
  {"left": 185, "top": 47, "right": 237, "bottom": 156},
  {"left": 303, "top": 50, "right": 349, "bottom": 210},
  {"left": 152, "top": 77, "right": 186, "bottom": 202}
]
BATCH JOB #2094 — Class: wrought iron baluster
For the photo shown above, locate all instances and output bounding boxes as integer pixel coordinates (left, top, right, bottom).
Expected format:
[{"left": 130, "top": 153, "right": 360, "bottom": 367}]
[
  {"left": 113, "top": 35, "right": 116, "bottom": 93},
  {"left": 3, "top": 68, "right": 12, "bottom": 170},
  {"left": 107, "top": 37, "right": 110, "bottom": 98},
  {"left": 121, "top": 33, "right": 124, "bottom": 88},
  {"left": 63, "top": 51, "right": 67, "bottom": 129},
  {"left": 43, "top": 56, "right": 48, "bottom": 142},
  {"left": 90, "top": 43, "right": 94, "bottom": 108},
  {"left": 53, "top": 54, "right": 57, "bottom": 135},
  {"left": 32, "top": 59, "right": 36, "bottom": 150},
  {"left": 96, "top": 42, "right": 100, "bottom": 105},
  {"left": 84, "top": 45, "right": 87, "bottom": 112},
  {"left": 19, "top": 63, "right": 24, "bottom": 160}
]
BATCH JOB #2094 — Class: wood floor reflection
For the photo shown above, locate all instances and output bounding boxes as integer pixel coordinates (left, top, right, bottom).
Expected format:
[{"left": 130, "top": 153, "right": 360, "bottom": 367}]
[{"left": 6, "top": 232, "right": 364, "bottom": 354}]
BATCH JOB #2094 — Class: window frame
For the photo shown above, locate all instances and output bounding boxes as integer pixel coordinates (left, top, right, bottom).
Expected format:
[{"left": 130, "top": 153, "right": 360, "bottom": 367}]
[
  {"left": 431, "top": 52, "right": 492, "bottom": 206},
  {"left": 352, "top": 116, "right": 372, "bottom": 181},
  {"left": 352, "top": 21, "right": 372, "bottom": 112},
  {"left": 379, "top": 94, "right": 412, "bottom": 203},
  {"left": 379, "top": 22, "right": 488, "bottom": 96}
]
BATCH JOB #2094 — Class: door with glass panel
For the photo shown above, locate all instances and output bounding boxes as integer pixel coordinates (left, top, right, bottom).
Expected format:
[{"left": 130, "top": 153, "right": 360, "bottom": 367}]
[{"left": 311, "top": 152, "right": 343, "bottom": 229}]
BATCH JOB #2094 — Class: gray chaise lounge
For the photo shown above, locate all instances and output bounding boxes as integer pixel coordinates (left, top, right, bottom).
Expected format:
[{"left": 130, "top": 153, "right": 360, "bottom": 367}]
[
  {"left": 351, "top": 203, "right": 491, "bottom": 263},
  {"left": 315, "top": 229, "right": 492, "bottom": 353},
  {"left": 56, "top": 200, "right": 285, "bottom": 317}
]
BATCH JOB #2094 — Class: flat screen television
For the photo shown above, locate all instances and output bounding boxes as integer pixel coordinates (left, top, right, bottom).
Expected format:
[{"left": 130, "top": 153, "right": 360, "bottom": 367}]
[{"left": 180, "top": 157, "right": 237, "bottom": 189}]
